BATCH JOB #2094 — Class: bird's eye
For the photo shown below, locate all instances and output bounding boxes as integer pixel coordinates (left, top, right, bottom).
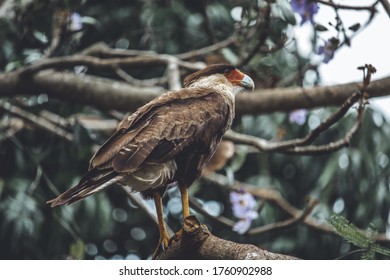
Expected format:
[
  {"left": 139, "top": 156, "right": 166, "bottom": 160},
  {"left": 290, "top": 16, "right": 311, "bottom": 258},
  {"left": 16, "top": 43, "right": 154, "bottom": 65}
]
[{"left": 224, "top": 69, "right": 231, "bottom": 74}]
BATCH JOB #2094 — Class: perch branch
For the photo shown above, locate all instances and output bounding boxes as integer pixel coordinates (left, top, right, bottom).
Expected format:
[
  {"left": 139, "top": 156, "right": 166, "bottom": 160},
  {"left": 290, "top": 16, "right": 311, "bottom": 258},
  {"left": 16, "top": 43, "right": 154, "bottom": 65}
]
[
  {"left": 156, "top": 215, "right": 298, "bottom": 260},
  {"left": 1, "top": 68, "right": 389, "bottom": 115}
]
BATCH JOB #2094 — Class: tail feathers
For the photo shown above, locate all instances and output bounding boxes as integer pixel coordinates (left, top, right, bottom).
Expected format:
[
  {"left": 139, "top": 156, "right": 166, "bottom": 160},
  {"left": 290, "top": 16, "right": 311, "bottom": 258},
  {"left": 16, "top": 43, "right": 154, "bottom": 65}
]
[{"left": 47, "top": 169, "right": 123, "bottom": 207}]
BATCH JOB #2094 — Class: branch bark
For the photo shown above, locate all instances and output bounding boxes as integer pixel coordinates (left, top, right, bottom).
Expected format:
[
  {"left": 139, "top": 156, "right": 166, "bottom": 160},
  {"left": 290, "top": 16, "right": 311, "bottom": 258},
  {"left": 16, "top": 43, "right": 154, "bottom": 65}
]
[
  {"left": 1, "top": 67, "right": 389, "bottom": 114},
  {"left": 156, "top": 215, "right": 298, "bottom": 260}
]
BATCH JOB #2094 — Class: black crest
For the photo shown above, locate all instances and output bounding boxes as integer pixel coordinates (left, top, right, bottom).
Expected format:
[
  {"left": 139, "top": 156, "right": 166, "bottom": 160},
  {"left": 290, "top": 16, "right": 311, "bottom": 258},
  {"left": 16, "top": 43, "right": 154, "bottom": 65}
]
[{"left": 183, "top": 64, "right": 236, "bottom": 87}]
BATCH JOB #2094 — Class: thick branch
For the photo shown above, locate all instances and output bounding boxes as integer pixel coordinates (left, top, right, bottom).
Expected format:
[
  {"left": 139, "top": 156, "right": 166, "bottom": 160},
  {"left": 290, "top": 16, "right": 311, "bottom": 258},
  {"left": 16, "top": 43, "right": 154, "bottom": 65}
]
[
  {"left": 156, "top": 215, "right": 298, "bottom": 260},
  {"left": 0, "top": 70, "right": 163, "bottom": 111},
  {"left": 1, "top": 67, "right": 390, "bottom": 114},
  {"left": 236, "top": 76, "right": 390, "bottom": 114}
]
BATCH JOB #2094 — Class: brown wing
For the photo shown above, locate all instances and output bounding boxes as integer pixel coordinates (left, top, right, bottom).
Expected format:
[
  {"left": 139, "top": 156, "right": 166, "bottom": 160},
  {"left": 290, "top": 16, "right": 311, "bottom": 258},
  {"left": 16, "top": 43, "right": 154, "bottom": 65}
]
[
  {"left": 48, "top": 88, "right": 232, "bottom": 207},
  {"left": 90, "top": 88, "right": 233, "bottom": 174}
]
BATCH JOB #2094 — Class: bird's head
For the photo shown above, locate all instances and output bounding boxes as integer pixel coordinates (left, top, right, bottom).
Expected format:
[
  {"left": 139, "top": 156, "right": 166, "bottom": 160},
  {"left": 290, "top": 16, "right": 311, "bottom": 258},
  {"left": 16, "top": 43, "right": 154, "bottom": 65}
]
[{"left": 183, "top": 64, "right": 255, "bottom": 93}]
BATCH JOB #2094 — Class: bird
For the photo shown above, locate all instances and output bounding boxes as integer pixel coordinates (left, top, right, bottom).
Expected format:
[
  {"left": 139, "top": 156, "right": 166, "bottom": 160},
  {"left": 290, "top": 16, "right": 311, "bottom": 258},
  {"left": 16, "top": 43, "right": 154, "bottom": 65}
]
[{"left": 47, "top": 64, "right": 254, "bottom": 258}]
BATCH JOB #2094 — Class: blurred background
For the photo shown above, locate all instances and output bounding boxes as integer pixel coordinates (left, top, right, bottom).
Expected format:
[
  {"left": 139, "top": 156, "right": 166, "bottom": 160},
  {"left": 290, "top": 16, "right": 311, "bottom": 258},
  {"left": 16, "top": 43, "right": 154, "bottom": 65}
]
[{"left": 0, "top": 0, "right": 389, "bottom": 260}]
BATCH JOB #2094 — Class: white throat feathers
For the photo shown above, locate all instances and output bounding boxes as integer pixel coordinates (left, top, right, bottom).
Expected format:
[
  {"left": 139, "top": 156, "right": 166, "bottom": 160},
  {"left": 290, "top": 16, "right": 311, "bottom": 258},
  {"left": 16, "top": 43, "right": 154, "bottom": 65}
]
[{"left": 188, "top": 74, "right": 236, "bottom": 101}]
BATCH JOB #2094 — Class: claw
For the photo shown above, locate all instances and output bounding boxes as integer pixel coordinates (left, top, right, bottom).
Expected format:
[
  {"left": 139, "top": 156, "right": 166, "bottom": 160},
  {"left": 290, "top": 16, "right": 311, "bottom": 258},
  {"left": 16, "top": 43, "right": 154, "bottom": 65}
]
[{"left": 152, "top": 236, "right": 169, "bottom": 259}]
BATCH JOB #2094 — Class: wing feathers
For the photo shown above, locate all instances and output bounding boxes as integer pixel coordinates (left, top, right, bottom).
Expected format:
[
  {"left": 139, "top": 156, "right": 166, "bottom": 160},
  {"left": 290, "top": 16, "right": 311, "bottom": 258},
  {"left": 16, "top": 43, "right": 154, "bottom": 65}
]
[
  {"left": 48, "top": 169, "right": 122, "bottom": 206},
  {"left": 58, "top": 89, "right": 233, "bottom": 202},
  {"left": 90, "top": 90, "right": 231, "bottom": 173},
  {"left": 112, "top": 138, "right": 160, "bottom": 172}
]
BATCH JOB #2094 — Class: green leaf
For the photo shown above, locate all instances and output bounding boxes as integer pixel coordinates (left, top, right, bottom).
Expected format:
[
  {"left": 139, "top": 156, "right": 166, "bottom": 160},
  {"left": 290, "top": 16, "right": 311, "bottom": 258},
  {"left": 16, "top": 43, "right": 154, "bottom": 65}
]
[
  {"left": 277, "top": 0, "right": 297, "bottom": 25},
  {"left": 69, "top": 239, "right": 85, "bottom": 259},
  {"left": 328, "top": 214, "right": 390, "bottom": 259},
  {"left": 33, "top": 30, "right": 48, "bottom": 44}
]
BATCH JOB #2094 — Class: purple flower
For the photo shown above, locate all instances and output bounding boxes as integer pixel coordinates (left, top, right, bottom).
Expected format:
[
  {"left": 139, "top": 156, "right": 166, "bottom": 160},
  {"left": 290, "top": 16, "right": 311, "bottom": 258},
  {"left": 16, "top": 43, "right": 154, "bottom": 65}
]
[
  {"left": 290, "top": 0, "right": 319, "bottom": 25},
  {"left": 317, "top": 37, "right": 339, "bottom": 63},
  {"left": 69, "top": 12, "right": 83, "bottom": 32},
  {"left": 232, "top": 212, "right": 259, "bottom": 234},
  {"left": 289, "top": 109, "right": 308, "bottom": 125},
  {"left": 230, "top": 190, "right": 258, "bottom": 234}
]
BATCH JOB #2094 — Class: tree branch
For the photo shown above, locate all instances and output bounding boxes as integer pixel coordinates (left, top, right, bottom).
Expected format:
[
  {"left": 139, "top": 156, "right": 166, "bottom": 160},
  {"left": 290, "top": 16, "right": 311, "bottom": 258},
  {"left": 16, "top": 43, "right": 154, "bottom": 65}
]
[
  {"left": 155, "top": 215, "right": 298, "bottom": 260},
  {"left": 202, "top": 172, "right": 390, "bottom": 244},
  {"left": 317, "top": 0, "right": 380, "bottom": 11},
  {"left": 379, "top": 0, "right": 390, "bottom": 18},
  {"left": 1, "top": 67, "right": 389, "bottom": 115},
  {"left": 0, "top": 100, "right": 73, "bottom": 141}
]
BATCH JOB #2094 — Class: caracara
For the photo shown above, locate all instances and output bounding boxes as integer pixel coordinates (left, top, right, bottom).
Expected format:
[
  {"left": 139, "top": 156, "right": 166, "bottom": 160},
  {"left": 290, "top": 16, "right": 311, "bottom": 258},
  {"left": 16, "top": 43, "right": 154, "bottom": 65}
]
[{"left": 48, "top": 64, "right": 254, "bottom": 258}]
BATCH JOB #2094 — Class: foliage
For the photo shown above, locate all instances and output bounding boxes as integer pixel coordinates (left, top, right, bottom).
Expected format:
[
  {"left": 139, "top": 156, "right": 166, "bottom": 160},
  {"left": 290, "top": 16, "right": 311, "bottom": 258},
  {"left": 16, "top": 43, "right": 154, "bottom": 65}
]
[
  {"left": 0, "top": 0, "right": 389, "bottom": 260},
  {"left": 328, "top": 213, "right": 390, "bottom": 259}
]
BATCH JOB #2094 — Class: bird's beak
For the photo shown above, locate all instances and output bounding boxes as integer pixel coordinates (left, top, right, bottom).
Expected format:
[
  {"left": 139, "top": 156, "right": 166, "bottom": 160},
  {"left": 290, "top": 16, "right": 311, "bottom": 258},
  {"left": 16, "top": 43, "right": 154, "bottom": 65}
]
[
  {"left": 240, "top": 74, "right": 255, "bottom": 91},
  {"left": 227, "top": 69, "right": 255, "bottom": 91}
]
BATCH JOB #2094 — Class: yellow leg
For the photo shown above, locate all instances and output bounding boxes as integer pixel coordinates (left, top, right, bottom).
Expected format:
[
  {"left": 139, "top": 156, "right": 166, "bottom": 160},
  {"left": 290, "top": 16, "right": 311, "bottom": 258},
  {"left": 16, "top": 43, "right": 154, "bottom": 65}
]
[
  {"left": 169, "top": 186, "right": 191, "bottom": 244},
  {"left": 152, "top": 192, "right": 170, "bottom": 259},
  {"left": 179, "top": 186, "right": 190, "bottom": 218}
]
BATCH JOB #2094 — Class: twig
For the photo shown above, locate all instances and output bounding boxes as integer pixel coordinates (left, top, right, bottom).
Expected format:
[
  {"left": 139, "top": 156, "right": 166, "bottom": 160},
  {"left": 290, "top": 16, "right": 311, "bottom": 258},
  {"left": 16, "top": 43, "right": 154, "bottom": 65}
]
[
  {"left": 202, "top": 172, "right": 310, "bottom": 220},
  {"left": 317, "top": 0, "right": 380, "bottom": 11},
  {"left": 190, "top": 185, "right": 319, "bottom": 236},
  {"left": 0, "top": 116, "right": 24, "bottom": 141},
  {"left": 379, "top": 0, "right": 390, "bottom": 18},
  {"left": 39, "top": 110, "right": 72, "bottom": 130},
  {"left": 0, "top": 100, "right": 73, "bottom": 142},
  {"left": 238, "top": 2, "right": 272, "bottom": 67},
  {"left": 202, "top": 172, "right": 389, "bottom": 243},
  {"left": 114, "top": 68, "right": 167, "bottom": 87},
  {"left": 248, "top": 198, "right": 319, "bottom": 235},
  {"left": 44, "top": 10, "right": 69, "bottom": 58},
  {"left": 177, "top": 37, "right": 236, "bottom": 60},
  {"left": 189, "top": 196, "right": 236, "bottom": 228},
  {"left": 79, "top": 41, "right": 156, "bottom": 57},
  {"left": 20, "top": 53, "right": 202, "bottom": 78},
  {"left": 225, "top": 65, "right": 376, "bottom": 155}
]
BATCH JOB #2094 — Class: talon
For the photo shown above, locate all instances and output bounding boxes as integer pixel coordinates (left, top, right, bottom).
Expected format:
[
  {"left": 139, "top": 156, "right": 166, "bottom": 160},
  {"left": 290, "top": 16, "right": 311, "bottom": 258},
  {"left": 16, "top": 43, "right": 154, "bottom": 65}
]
[{"left": 152, "top": 237, "right": 169, "bottom": 259}]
